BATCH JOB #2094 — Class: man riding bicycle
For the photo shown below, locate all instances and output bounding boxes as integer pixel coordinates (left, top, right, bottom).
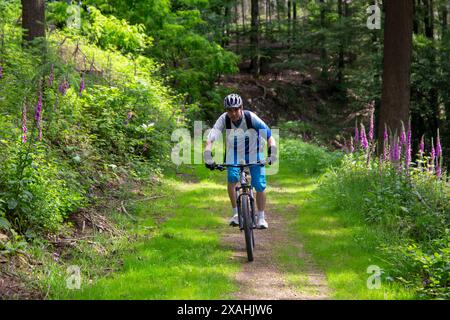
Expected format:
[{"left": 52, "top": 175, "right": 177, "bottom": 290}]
[{"left": 204, "top": 93, "right": 277, "bottom": 229}]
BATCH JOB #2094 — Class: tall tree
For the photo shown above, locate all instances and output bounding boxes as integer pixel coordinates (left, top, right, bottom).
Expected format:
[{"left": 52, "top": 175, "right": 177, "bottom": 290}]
[
  {"left": 319, "top": 0, "right": 328, "bottom": 79},
  {"left": 250, "top": 0, "right": 260, "bottom": 75},
  {"left": 21, "top": 0, "right": 46, "bottom": 42},
  {"left": 378, "top": 0, "right": 414, "bottom": 145},
  {"left": 423, "top": 0, "right": 440, "bottom": 136}
]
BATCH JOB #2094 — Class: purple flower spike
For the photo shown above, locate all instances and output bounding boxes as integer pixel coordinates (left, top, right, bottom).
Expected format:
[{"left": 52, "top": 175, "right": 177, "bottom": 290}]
[
  {"left": 349, "top": 136, "right": 354, "bottom": 153},
  {"left": 436, "top": 131, "right": 442, "bottom": 159},
  {"left": 48, "top": 64, "right": 54, "bottom": 86},
  {"left": 436, "top": 163, "right": 442, "bottom": 178},
  {"left": 34, "top": 93, "right": 43, "bottom": 122},
  {"left": 430, "top": 138, "right": 435, "bottom": 172},
  {"left": 369, "top": 104, "right": 374, "bottom": 141},
  {"left": 0, "top": 65, "right": 3, "bottom": 79},
  {"left": 391, "top": 138, "right": 401, "bottom": 162},
  {"left": 400, "top": 129, "right": 406, "bottom": 146},
  {"left": 360, "top": 124, "right": 368, "bottom": 150},
  {"left": 22, "top": 104, "right": 27, "bottom": 143},
  {"left": 383, "top": 125, "right": 389, "bottom": 161},
  {"left": 59, "top": 79, "right": 70, "bottom": 95},
  {"left": 79, "top": 74, "right": 85, "bottom": 95},
  {"left": 405, "top": 128, "right": 412, "bottom": 169}
]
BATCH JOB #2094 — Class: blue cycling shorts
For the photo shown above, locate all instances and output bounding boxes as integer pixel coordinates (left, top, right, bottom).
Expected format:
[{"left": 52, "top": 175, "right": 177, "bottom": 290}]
[{"left": 227, "top": 165, "right": 266, "bottom": 192}]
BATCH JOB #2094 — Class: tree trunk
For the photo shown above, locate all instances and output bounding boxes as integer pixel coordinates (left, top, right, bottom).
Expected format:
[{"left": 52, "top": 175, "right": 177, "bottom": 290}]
[
  {"left": 21, "top": 0, "right": 46, "bottom": 43},
  {"left": 293, "top": 0, "right": 297, "bottom": 41},
  {"left": 423, "top": 0, "right": 439, "bottom": 136},
  {"left": 242, "top": 0, "right": 246, "bottom": 33},
  {"left": 413, "top": 0, "right": 420, "bottom": 34},
  {"left": 378, "top": 0, "right": 414, "bottom": 149},
  {"left": 276, "top": 0, "right": 281, "bottom": 32},
  {"left": 337, "top": 0, "right": 344, "bottom": 84},
  {"left": 319, "top": 0, "right": 327, "bottom": 79},
  {"left": 423, "top": 0, "right": 434, "bottom": 38},
  {"left": 250, "top": 0, "right": 260, "bottom": 75},
  {"left": 443, "top": 4, "right": 448, "bottom": 29},
  {"left": 287, "top": 0, "right": 291, "bottom": 43},
  {"left": 235, "top": 0, "right": 240, "bottom": 51},
  {"left": 224, "top": 4, "right": 230, "bottom": 46}
]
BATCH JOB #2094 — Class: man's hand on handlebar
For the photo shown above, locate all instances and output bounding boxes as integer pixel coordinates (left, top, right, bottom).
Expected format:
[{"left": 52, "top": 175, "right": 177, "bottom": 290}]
[
  {"left": 204, "top": 150, "right": 216, "bottom": 170},
  {"left": 267, "top": 145, "right": 277, "bottom": 165}
]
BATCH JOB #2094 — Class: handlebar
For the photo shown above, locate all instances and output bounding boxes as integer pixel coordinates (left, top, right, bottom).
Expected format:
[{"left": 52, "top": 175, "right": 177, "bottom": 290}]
[{"left": 212, "top": 160, "right": 266, "bottom": 171}]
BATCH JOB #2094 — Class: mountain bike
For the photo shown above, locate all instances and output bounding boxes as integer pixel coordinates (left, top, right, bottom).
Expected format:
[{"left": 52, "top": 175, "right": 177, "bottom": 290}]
[{"left": 212, "top": 161, "right": 265, "bottom": 262}]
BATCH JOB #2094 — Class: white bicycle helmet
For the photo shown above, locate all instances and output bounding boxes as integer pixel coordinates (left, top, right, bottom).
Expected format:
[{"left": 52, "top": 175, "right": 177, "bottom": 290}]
[{"left": 224, "top": 93, "right": 243, "bottom": 109}]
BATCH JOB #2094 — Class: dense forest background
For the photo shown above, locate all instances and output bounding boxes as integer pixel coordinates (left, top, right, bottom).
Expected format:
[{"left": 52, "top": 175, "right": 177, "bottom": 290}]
[{"left": 0, "top": 0, "right": 449, "bottom": 299}]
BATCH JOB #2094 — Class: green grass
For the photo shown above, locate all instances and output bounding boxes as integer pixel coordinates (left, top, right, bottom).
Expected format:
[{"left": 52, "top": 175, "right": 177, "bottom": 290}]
[
  {"left": 37, "top": 138, "right": 417, "bottom": 299},
  {"left": 44, "top": 164, "right": 240, "bottom": 299},
  {"left": 268, "top": 139, "right": 417, "bottom": 299}
]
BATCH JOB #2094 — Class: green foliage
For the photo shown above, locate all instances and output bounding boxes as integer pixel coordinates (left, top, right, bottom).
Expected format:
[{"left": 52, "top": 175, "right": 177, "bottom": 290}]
[
  {"left": 86, "top": 0, "right": 240, "bottom": 122},
  {"left": 316, "top": 152, "right": 449, "bottom": 298},
  {"left": 85, "top": 6, "right": 152, "bottom": 55},
  {"left": 0, "top": 4, "right": 182, "bottom": 237},
  {"left": 0, "top": 140, "right": 85, "bottom": 234},
  {"left": 280, "top": 138, "right": 343, "bottom": 175}
]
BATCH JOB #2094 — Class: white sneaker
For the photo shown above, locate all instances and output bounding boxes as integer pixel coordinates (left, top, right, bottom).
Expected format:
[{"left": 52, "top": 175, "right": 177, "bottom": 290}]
[
  {"left": 229, "top": 214, "right": 239, "bottom": 227},
  {"left": 257, "top": 216, "right": 268, "bottom": 229}
]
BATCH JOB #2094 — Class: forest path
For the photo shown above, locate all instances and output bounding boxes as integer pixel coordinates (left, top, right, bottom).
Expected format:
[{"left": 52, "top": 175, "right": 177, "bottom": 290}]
[{"left": 221, "top": 167, "right": 330, "bottom": 300}]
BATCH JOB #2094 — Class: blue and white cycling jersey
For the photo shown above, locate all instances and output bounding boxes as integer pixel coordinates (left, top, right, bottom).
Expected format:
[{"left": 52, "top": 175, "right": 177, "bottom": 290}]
[{"left": 207, "top": 110, "right": 272, "bottom": 164}]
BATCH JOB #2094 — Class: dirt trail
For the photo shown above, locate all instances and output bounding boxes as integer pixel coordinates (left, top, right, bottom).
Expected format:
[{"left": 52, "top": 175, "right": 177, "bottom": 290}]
[{"left": 221, "top": 200, "right": 330, "bottom": 300}]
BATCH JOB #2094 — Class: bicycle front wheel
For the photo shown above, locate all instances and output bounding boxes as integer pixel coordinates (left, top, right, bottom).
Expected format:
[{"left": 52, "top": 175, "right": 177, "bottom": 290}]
[{"left": 240, "top": 194, "right": 254, "bottom": 262}]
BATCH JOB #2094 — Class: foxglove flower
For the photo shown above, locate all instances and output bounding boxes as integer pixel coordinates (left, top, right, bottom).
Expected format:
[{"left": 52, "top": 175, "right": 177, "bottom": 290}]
[
  {"left": 430, "top": 138, "right": 435, "bottom": 172},
  {"left": 0, "top": 65, "right": 3, "bottom": 79},
  {"left": 405, "top": 127, "right": 412, "bottom": 169},
  {"left": 360, "top": 124, "right": 368, "bottom": 150},
  {"left": 436, "top": 131, "right": 442, "bottom": 159},
  {"left": 79, "top": 74, "right": 85, "bottom": 95},
  {"left": 48, "top": 64, "right": 54, "bottom": 86},
  {"left": 349, "top": 136, "right": 354, "bottom": 153},
  {"left": 368, "top": 104, "right": 374, "bottom": 141},
  {"left": 34, "top": 93, "right": 43, "bottom": 141},
  {"left": 34, "top": 93, "right": 42, "bottom": 122},
  {"left": 22, "top": 104, "right": 27, "bottom": 143},
  {"left": 391, "top": 137, "right": 401, "bottom": 162},
  {"left": 383, "top": 125, "right": 389, "bottom": 161},
  {"left": 400, "top": 127, "right": 406, "bottom": 146},
  {"left": 436, "top": 163, "right": 442, "bottom": 178},
  {"left": 59, "top": 79, "right": 69, "bottom": 95}
]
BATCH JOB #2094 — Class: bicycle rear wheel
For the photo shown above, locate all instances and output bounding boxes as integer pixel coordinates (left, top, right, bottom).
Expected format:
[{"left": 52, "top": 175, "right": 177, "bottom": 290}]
[{"left": 240, "top": 194, "right": 254, "bottom": 262}]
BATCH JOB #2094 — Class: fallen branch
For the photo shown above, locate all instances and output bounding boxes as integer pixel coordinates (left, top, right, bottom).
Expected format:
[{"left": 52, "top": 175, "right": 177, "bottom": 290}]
[
  {"left": 131, "top": 195, "right": 167, "bottom": 202},
  {"left": 120, "top": 201, "right": 138, "bottom": 221}
]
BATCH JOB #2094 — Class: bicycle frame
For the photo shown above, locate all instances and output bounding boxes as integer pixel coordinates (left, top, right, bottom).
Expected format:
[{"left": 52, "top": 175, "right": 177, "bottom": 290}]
[
  {"left": 214, "top": 161, "right": 264, "bottom": 230},
  {"left": 213, "top": 161, "right": 265, "bottom": 262},
  {"left": 235, "top": 168, "right": 256, "bottom": 230}
]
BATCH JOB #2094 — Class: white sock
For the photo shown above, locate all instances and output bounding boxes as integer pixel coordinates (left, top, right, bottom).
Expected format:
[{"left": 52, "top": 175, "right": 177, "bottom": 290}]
[
  {"left": 233, "top": 207, "right": 238, "bottom": 216},
  {"left": 258, "top": 211, "right": 265, "bottom": 219}
]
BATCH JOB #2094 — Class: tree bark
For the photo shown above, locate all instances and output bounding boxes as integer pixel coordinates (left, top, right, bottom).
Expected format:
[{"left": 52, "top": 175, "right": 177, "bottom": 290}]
[
  {"left": 250, "top": 0, "right": 260, "bottom": 75},
  {"left": 224, "top": 4, "right": 230, "bottom": 46},
  {"left": 413, "top": 0, "right": 420, "bottom": 34},
  {"left": 319, "top": 0, "right": 327, "bottom": 79},
  {"left": 242, "top": 0, "right": 246, "bottom": 33},
  {"left": 22, "top": 0, "right": 46, "bottom": 42},
  {"left": 378, "top": 0, "right": 414, "bottom": 148}
]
